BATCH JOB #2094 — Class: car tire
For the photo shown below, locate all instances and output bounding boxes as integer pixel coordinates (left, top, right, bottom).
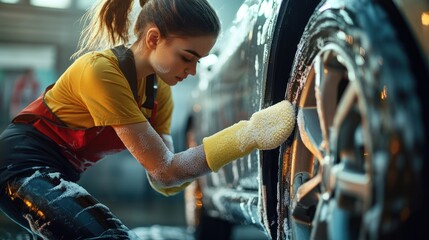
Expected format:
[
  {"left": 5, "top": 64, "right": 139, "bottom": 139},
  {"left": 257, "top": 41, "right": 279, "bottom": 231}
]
[{"left": 281, "top": 0, "right": 429, "bottom": 239}]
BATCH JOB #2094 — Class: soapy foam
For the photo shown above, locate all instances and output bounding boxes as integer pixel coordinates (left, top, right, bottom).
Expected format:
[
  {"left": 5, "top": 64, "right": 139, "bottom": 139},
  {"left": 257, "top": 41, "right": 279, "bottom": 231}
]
[
  {"left": 116, "top": 124, "right": 208, "bottom": 187},
  {"left": 73, "top": 203, "right": 109, "bottom": 221},
  {"left": 236, "top": 100, "right": 296, "bottom": 152},
  {"left": 24, "top": 214, "right": 51, "bottom": 239},
  {"left": 153, "top": 63, "right": 170, "bottom": 74},
  {"left": 149, "top": 146, "right": 208, "bottom": 187},
  {"left": 48, "top": 179, "right": 90, "bottom": 204},
  {"left": 173, "top": 146, "right": 207, "bottom": 177}
]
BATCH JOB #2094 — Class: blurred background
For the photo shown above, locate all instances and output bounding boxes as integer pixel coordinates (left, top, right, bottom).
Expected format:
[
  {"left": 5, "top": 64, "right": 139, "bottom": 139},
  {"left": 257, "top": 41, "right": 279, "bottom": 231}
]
[{"left": 0, "top": 0, "right": 263, "bottom": 239}]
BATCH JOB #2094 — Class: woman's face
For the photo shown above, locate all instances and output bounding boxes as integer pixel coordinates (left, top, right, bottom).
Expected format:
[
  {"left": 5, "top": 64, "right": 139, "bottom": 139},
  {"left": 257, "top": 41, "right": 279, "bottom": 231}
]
[{"left": 150, "top": 35, "right": 217, "bottom": 86}]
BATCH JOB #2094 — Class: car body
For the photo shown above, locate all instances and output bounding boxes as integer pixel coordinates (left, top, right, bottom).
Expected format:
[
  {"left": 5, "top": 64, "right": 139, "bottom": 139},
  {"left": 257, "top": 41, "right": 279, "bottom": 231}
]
[{"left": 185, "top": 0, "right": 429, "bottom": 239}]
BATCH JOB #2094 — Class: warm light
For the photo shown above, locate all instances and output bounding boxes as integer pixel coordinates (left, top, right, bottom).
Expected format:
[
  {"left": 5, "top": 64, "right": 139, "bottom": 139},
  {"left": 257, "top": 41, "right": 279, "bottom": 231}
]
[
  {"left": 422, "top": 12, "right": 429, "bottom": 26},
  {"left": 24, "top": 199, "right": 33, "bottom": 208},
  {"left": 346, "top": 35, "right": 353, "bottom": 45},
  {"left": 380, "top": 86, "right": 388, "bottom": 100},
  {"left": 363, "top": 152, "right": 369, "bottom": 161},
  {"left": 37, "top": 210, "right": 45, "bottom": 218}
]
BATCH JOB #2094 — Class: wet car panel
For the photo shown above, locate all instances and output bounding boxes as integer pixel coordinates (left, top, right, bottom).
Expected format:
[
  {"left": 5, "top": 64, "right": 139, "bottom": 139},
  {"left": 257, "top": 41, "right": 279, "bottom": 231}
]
[{"left": 187, "top": 0, "right": 429, "bottom": 239}]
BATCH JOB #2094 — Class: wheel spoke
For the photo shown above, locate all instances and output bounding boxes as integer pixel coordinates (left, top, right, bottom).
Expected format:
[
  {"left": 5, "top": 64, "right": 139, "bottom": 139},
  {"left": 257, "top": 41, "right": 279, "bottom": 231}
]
[
  {"left": 297, "top": 107, "right": 324, "bottom": 161},
  {"left": 309, "top": 194, "right": 330, "bottom": 240},
  {"left": 292, "top": 172, "right": 322, "bottom": 224},
  {"left": 334, "top": 166, "right": 370, "bottom": 204},
  {"left": 313, "top": 54, "right": 329, "bottom": 152},
  {"left": 332, "top": 82, "right": 358, "bottom": 131},
  {"left": 314, "top": 52, "right": 346, "bottom": 154}
]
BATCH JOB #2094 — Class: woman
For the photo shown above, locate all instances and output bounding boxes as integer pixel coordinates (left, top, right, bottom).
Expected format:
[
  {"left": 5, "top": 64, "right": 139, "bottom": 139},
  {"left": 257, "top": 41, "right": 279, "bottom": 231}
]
[{"left": 0, "top": 0, "right": 296, "bottom": 238}]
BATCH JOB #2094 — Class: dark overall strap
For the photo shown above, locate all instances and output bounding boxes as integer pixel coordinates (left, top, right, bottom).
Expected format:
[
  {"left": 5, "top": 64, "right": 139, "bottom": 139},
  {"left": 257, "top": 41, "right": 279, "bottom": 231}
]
[
  {"left": 142, "top": 74, "right": 158, "bottom": 109},
  {"left": 111, "top": 45, "right": 157, "bottom": 109}
]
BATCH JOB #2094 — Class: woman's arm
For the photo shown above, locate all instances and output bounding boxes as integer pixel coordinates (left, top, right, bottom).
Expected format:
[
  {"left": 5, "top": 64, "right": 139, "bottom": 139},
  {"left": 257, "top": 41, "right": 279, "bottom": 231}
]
[
  {"left": 113, "top": 100, "right": 296, "bottom": 191},
  {"left": 113, "top": 122, "right": 211, "bottom": 188}
]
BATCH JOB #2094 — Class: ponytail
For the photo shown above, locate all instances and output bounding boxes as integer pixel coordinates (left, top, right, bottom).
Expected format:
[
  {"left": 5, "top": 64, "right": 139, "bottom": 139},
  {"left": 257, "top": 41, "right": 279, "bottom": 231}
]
[{"left": 72, "top": 0, "right": 134, "bottom": 58}]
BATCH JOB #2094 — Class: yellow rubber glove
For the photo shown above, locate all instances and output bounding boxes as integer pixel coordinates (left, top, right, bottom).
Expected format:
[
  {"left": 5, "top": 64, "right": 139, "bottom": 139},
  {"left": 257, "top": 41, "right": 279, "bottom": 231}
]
[
  {"left": 146, "top": 173, "right": 192, "bottom": 196},
  {"left": 203, "top": 100, "right": 295, "bottom": 172}
]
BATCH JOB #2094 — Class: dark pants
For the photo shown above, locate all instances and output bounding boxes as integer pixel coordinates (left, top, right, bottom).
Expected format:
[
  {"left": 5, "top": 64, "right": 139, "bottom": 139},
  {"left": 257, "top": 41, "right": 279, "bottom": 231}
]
[{"left": 0, "top": 124, "right": 138, "bottom": 239}]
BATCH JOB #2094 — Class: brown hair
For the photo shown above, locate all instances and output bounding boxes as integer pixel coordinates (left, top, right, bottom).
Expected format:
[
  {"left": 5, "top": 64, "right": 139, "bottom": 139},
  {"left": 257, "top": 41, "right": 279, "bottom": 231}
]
[{"left": 73, "top": 0, "right": 220, "bottom": 58}]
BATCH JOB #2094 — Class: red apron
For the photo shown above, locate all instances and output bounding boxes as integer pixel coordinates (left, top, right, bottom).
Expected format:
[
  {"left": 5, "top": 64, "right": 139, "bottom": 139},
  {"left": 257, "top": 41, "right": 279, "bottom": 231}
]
[{"left": 12, "top": 85, "right": 126, "bottom": 172}]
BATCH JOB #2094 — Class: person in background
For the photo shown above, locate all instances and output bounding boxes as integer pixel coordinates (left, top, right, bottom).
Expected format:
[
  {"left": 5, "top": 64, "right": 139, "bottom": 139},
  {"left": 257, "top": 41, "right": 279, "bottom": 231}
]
[
  {"left": 0, "top": 0, "right": 296, "bottom": 239},
  {"left": 9, "top": 68, "right": 39, "bottom": 119}
]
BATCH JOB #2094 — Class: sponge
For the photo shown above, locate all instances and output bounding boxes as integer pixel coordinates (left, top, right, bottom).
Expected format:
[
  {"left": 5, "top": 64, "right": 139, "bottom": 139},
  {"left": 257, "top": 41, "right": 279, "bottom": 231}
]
[{"left": 203, "top": 100, "right": 296, "bottom": 172}]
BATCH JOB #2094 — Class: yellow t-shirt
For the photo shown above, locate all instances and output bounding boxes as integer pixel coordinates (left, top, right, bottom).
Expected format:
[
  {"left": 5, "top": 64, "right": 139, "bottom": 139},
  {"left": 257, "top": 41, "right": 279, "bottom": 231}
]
[{"left": 44, "top": 49, "right": 173, "bottom": 135}]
